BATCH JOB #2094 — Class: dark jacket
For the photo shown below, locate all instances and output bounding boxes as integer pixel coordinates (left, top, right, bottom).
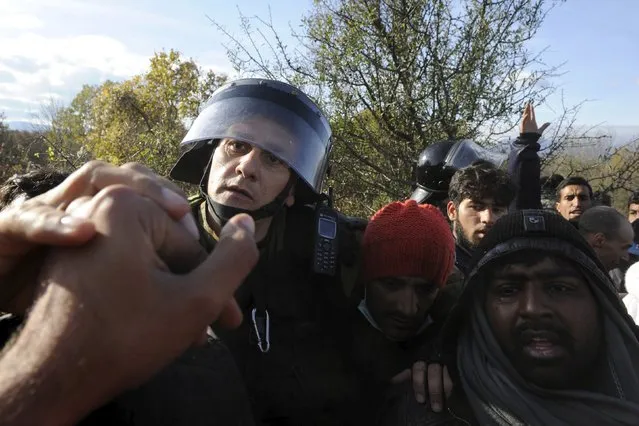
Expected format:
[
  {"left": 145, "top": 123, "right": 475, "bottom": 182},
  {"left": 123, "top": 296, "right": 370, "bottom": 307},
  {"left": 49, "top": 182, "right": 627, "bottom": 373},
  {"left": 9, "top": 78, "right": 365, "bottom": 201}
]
[
  {"left": 454, "top": 244, "right": 473, "bottom": 278},
  {"left": 195, "top": 199, "right": 363, "bottom": 426},
  {"left": 377, "top": 382, "right": 478, "bottom": 426},
  {"left": 0, "top": 314, "right": 255, "bottom": 426},
  {"left": 81, "top": 338, "right": 255, "bottom": 426},
  {"left": 508, "top": 132, "right": 542, "bottom": 211}
]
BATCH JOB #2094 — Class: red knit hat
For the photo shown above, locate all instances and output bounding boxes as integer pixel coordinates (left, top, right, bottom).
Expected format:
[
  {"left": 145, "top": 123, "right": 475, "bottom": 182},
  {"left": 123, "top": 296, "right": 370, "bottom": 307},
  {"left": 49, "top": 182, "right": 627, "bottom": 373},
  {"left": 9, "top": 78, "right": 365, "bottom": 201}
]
[{"left": 361, "top": 200, "right": 455, "bottom": 287}]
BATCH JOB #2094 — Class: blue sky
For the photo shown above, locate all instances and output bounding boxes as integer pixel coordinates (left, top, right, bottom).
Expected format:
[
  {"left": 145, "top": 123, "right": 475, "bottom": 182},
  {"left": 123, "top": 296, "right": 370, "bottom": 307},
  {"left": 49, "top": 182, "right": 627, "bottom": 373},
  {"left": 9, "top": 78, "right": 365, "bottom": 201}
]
[{"left": 0, "top": 0, "right": 637, "bottom": 138}]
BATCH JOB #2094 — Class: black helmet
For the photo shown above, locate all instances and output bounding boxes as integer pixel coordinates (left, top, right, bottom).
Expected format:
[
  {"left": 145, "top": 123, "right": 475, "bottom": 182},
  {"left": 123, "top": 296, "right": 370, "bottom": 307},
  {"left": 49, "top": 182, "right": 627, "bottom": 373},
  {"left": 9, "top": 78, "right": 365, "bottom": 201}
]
[
  {"left": 410, "top": 141, "right": 456, "bottom": 204},
  {"left": 410, "top": 139, "right": 506, "bottom": 204},
  {"left": 170, "top": 78, "right": 332, "bottom": 223}
]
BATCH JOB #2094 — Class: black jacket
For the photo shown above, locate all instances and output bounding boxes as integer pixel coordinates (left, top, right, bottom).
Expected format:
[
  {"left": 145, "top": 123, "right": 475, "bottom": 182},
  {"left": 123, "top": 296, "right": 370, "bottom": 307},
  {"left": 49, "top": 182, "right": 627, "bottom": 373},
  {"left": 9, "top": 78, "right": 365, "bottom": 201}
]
[
  {"left": 0, "top": 314, "right": 255, "bottom": 426},
  {"left": 454, "top": 243, "right": 473, "bottom": 278},
  {"left": 508, "top": 132, "right": 543, "bottom": 211},
  {"left": 376, "top": 382, "right": 478, "bottom": 426},
  {"left": 81, "top": 339, "right": 255, "bottom": 426},
  {"left": 195, "top": 200, "right": 363, "bottom": 426}
]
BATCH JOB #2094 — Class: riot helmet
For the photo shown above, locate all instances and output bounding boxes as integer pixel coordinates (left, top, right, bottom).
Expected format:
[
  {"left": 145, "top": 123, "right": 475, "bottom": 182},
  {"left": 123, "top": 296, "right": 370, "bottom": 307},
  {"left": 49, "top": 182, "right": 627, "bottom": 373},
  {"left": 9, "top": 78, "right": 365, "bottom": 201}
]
[
  {"left": 410, "top": 141, "right": 456, "bottom": 204},
  {"left": 170, "top": 78, "right": 332, "bottom": 224},
  {"left": 410, "top": 139, "right": 506, "bottom": 204}
]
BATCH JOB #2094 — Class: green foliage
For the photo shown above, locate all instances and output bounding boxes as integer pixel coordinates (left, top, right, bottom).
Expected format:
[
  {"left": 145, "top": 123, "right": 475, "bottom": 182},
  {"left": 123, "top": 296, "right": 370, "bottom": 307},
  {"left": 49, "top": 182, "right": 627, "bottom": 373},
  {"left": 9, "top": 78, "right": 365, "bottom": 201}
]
[
  {"left": 0, "top": 113, "right": 51, "bottom": 182},
  {"left": 49, "top": 49, "right": 227, "bottom": 177},
  {"left": 217, "top": 0, "right": 562, "bottom": 216}
]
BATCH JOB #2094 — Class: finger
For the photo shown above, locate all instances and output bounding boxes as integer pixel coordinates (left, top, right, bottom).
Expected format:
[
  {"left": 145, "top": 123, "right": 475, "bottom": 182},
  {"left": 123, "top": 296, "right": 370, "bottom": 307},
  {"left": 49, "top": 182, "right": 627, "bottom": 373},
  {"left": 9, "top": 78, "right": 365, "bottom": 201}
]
[
  {"left": 65, "top": 196, "right": 93, "bottom": 215},
  {"left": 390, "top": 369, "right": 412, "bottom": 385},
  {"left": 530, "top": 104, "right": 536, "bottom": 123},
  {"left": 156, "top": 222, "right": 207, "bottom": 274},
  {"left": 41, "top": 161, "right": 190, "bottom": 221},
  {"left": 520, "top": 104, "right": 530, "bottom": 131},
  {"left": 120, "top": 162, "right": 188, "bottom": 199},
  {"left": 412, "top": 361, "right": 426, "bottom": 404},
  {"left": 90, "top": 166, "right": 191, "bottom": 220},
  {"left": 539, "top": 122, "right": 551, "bottom": 134},
  {"left": 427, "top": 363, "right": 444, "bottom": 412},
  {"left": 115, "top": 194, "right": 205, "bottom": 273},
  {"left": 215, "top": 298, "right": 244, "bottom": 329},
  {"left": 182, "top": 214, "right": 258, "bottom": 323},
  {"left": 38, "top": 161, "right": 110, "bottom": 208},
  {"left": 0, "top": 203, "right": 96, "bottom": 254},
  {"left": 442, "top": 365, "right": 454, "bottom": 398}
]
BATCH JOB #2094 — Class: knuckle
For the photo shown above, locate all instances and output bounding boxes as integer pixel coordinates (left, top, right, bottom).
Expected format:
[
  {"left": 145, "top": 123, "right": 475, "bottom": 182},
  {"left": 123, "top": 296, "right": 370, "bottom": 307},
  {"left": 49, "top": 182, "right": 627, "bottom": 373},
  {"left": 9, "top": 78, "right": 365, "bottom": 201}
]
[
  {"left": 93, "top": 186, "right": 140, "bottom": 217},
  {"left": 131, "top": 173, "right": 162, "bottom": 196},
  {"left": 80, "top": 160, "right": 107, "bottom": 179},
  {"left": 83, "top": 160, "right": 107, "bottom": 171},
  {"left": 72, "top": 160, "right": 106, "bottom": 186},
  {"left": 427, "top": 363, "right": 441, "bottom": 374},
  {"left": 121, "top": 162, "right": 148, "bottom": 172},
  {"left": 25, "top": 205, "right": 62, "bottom": 235}
]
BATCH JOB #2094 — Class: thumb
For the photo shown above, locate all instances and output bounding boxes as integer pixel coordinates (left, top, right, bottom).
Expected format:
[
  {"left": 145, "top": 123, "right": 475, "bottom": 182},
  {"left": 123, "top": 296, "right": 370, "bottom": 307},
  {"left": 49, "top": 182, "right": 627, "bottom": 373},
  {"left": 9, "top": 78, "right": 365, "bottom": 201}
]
[
  {"left": 390, "top": 368, "right": 412, "bottom": 385},
  {"left": 538, "top": 122, "right": 551, "bottom": 134},
  {"left": 183, "top": 214, "right": 258, "bottom": 323}
]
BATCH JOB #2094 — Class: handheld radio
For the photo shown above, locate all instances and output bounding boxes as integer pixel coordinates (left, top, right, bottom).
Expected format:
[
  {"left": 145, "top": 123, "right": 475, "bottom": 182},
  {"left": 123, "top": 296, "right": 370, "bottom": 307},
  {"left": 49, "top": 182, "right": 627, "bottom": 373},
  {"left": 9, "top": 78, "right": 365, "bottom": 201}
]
[{"left": 312, "top": 189, "right": 339, "bottom": 276}]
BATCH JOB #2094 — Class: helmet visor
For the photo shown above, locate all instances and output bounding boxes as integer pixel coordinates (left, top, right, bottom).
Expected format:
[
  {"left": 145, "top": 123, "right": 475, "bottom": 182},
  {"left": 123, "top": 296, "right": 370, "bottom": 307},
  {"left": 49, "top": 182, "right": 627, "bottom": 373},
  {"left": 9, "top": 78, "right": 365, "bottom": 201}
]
[
  {"left": 182, "top": 97, "right": 330, "bottom": 193},
  {"left": 410, "top": 186, "right": 433, "bottom": 203},
  {"left": 444, "top": 139, "right": 507, "bottom": 171}
]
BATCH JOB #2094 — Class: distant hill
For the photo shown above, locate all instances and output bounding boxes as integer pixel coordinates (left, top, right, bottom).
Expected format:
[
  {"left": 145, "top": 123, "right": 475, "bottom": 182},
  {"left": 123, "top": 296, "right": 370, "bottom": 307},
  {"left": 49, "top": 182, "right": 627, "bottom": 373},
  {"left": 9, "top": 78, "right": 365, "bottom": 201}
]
[{"left": 6, "top": 121, "right": 39, "bottom": 131}]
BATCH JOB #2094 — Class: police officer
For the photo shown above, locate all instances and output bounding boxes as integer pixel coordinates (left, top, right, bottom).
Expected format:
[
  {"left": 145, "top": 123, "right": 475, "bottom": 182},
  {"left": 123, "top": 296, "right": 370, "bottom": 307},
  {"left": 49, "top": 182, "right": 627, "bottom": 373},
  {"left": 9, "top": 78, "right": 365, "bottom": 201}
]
[
  {"left": 170, "top": 79, "right": 360, "bottom": 425},
  {"left": 410, "top": 139, "right": 505, "bottom": 213},
  {"left": 410, "top": 141, "right": 456, "bottom": 210}
]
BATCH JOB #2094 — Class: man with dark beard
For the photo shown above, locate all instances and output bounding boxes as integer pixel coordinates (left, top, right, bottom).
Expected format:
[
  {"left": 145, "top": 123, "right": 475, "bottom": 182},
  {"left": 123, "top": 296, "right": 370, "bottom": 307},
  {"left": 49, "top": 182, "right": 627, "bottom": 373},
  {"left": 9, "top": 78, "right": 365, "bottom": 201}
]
[
  {"left": 446, "top": 163, "right": 515, "bottom": 275},
  {"left": 445, "top": 103, "right": 550, "bottom": 276},
  {"left": 378, "top": 209, "right": 639, "bottom": 426}
]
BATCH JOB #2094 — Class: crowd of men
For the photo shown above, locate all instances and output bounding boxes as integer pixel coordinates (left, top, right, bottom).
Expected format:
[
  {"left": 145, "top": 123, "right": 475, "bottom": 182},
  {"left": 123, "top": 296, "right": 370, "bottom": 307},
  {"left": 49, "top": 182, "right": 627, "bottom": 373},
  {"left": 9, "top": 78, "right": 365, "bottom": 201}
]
[{"left": 0, "top": 79, "right": 638, "bottom": 425}]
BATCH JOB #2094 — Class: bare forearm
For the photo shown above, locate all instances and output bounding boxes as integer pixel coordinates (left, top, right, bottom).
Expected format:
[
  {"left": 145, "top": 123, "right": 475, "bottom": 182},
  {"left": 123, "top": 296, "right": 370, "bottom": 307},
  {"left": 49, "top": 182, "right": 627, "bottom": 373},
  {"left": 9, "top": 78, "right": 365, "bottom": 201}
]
[{"left": 0, "top": 291, "right": 111, "bottom": 426}]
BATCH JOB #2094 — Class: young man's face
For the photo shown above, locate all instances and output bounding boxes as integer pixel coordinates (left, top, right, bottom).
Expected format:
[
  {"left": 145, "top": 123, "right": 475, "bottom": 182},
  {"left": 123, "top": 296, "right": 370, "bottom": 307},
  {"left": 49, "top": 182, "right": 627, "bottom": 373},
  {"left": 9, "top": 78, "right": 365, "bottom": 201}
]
[
  {"left": 556, "top": 185, "right": 592, "bottom": 222},
  {"left": 366, "top": 276, "right": 439, "bottom": 341},
  {"left": 447, "top": 198, "right": 508, "bottom": 248},
  {"left": 484, "top": 255, "right": 602, "bottom": 389},
  {"left": 628, "top": 203, "right": 639, "bottom": 223}
]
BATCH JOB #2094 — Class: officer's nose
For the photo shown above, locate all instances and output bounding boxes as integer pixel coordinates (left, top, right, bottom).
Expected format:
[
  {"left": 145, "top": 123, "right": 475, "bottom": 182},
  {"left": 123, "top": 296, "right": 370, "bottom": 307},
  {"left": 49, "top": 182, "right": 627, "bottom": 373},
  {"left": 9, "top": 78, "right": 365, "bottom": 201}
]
[{"left": 235, "top": 149, "right": 260, "bottom": 181}]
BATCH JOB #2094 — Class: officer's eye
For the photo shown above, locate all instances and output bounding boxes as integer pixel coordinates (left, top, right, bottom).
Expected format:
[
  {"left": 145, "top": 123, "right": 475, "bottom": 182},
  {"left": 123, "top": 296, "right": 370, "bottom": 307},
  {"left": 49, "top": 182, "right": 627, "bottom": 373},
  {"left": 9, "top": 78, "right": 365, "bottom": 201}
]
[
  {"left": 263, "top": 152, "right": 285, "bottom": 167},
  {"left": 225, "top": 140, "right": 251, "bottom": 155}
]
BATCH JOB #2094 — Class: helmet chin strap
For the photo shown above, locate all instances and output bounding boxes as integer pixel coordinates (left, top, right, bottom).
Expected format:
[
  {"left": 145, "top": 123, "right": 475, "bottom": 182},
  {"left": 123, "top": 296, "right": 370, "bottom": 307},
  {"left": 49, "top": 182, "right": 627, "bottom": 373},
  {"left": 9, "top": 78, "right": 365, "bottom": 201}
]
[{"left": 199, "top": 155, "right": 296, "bottom": 228}]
